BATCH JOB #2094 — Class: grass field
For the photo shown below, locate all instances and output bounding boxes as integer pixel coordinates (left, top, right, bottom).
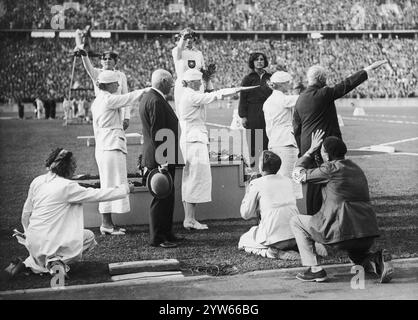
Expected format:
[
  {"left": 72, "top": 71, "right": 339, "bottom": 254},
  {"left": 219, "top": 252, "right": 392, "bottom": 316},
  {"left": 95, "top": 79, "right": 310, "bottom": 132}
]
[{"left": 0, "top": 103, "right": 417, "bottom": 291}]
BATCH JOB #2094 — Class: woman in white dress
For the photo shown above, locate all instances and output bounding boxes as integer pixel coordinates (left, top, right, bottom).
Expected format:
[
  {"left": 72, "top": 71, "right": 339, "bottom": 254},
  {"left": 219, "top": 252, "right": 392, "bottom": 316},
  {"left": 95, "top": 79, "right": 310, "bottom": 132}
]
[
  {"left": 7, "top": 148, "right": 134, "bottom": 277},
  {"left": 178, "top": 68, "right": 240, "bottom": 230},
  {"left": 238, "top": 151, "right": 300, "bottom": 260},
  {"left": 263, "top": 71, "right": 302, "bottom": 199},
  {"left": 172, "top": 28, "right": 210, "bottom": 114},
  {"left": 91, "top": 70, "right": 148, "bottom": 235}
]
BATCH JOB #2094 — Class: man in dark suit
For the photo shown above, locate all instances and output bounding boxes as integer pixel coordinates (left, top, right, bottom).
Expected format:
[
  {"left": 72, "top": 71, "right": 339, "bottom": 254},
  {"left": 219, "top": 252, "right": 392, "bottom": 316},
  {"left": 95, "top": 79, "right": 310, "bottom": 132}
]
[
  {"left": 293, "top": 60, "right": 387, "bottom": 215},
  {"left": 138, "top": 69, "right": 181, "bottom": 248}
]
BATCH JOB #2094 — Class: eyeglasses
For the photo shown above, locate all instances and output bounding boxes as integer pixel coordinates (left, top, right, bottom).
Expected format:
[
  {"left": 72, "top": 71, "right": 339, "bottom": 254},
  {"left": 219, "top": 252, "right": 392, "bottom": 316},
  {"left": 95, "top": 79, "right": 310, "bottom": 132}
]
[{"left": 102, "top": 57, "right": 114, "bottom": 61}]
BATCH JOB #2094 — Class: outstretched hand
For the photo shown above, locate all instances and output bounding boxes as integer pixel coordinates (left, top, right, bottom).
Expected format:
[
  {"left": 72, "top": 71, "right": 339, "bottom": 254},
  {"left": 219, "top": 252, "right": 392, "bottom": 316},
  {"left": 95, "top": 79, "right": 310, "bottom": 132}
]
[{"left": 308, "top": 129, "right": 325, "bottom": 153}]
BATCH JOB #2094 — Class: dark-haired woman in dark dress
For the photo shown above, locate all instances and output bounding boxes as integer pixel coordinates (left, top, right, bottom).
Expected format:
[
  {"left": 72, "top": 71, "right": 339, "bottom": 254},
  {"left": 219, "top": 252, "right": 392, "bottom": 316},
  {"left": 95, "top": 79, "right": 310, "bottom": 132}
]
[{"left": 238, "top": 52, "right": 272, "bottom": 170}]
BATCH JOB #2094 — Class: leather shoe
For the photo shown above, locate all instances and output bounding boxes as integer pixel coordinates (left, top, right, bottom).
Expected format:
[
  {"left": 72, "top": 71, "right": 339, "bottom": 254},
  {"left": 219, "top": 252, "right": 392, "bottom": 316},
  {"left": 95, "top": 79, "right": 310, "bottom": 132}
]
[{"left": 158, "top": 241, "right": 178, "bottom": 248}]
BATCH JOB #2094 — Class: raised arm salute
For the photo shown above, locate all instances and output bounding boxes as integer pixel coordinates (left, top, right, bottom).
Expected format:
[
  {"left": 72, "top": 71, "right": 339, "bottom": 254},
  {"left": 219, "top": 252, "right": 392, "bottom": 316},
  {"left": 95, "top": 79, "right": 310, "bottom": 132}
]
[
  {"left": 90, "top": 71, "right": 147, "bottom": 235},
  {"left": 172, "top": 28, "right": 206, "bottom": 114},
  {"left": 74, "top": 29, "right": 131, "bottom": 130},
  {"left": 293, "top": 60, "right": 387, "bottom": 216}
]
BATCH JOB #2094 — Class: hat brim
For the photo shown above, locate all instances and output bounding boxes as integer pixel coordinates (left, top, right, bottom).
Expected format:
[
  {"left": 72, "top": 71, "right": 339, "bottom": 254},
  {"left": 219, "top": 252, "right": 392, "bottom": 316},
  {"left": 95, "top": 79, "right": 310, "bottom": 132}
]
[{"left": 146, "top": 168, "right": 174, "bottom": 199}]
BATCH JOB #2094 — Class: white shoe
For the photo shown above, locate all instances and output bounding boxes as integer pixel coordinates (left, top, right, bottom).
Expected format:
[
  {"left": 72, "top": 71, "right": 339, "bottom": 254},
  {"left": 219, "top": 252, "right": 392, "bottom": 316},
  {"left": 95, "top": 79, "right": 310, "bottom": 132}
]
[
  {"left": 100, "top": 226, "right": 126, "bottom": 235},
  {"left": 114, "top": 225, "right": 126, "bottom": 232},
  {"left": 183, "top": 220, "right": 208, "bottom": 230}
]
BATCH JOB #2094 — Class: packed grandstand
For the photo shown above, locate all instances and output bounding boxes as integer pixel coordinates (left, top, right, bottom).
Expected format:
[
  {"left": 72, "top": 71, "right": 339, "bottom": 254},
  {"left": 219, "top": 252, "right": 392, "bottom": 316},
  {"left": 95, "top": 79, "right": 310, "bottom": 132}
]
[
  {"left": 2, "top": 0, "right": 418, "bottom": 30},
  {"left": 0, "top": 0, "right": 417, "bottom": 103}
]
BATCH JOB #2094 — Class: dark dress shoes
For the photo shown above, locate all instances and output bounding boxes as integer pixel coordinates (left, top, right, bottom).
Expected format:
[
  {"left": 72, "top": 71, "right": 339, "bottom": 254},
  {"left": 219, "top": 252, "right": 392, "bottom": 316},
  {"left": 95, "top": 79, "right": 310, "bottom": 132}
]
[
  {"left": 159, "top": 241, "right": 178, "bottom": 248},
  {"left": 150, "top": 241, "right": 178, "bottom": 248}
]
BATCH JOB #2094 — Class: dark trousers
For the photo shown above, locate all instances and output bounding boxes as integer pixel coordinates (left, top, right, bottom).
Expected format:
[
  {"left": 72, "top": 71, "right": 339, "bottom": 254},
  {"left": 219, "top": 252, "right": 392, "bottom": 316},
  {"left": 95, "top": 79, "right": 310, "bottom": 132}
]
[
  {"left": 245, "top": 128, "right": 269, "bottom": 168},
  {"left": 44, "top": 103, "right": 51, "bottom": 119},
  {"left": 18, "top": 104, "right": 24, "bottom": 119},
  {"left": 303, "top": 183, "right": 323, "bottom": 216},
  {"left": 303, "top": 150, "right": 323, "bottom": 215},
  {"left": 331, "top": 237, "right": 375, "bottom": 265},
  {"left": 149, "top": 165, "right": 176, "bottom": 245},
  {"left": 50, "top": 103, "right": 56, "bottom": 119}
]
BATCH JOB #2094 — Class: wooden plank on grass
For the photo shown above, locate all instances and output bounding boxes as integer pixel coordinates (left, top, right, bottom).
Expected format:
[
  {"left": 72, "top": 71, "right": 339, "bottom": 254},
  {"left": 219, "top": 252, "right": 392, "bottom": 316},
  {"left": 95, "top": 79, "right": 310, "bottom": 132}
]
[
  {"left": 109, "top": 259, "right": 180, "bottom": 275},
  {"left": 111, "top": 271, "right": 184, "bottom": 282}
]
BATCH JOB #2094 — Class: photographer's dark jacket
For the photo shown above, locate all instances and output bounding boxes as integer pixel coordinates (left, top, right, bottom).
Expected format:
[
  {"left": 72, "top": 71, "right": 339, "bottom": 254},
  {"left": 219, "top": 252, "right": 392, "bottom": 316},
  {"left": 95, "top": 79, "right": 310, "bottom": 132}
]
[{"left": 295, "top": 155, "right": 380, "bottom": 244}]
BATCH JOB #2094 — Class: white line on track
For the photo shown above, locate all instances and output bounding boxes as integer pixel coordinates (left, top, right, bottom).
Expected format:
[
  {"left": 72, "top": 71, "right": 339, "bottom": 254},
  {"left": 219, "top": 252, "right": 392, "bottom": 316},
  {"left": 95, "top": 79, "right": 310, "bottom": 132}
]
[
  {"left": 378, "top": 136, "right": 418, "bottom": 146},
  {"left": 355, "top": 114, "right": 415, "bottom": 119},
  {"left": 391, "top": 152, "right": 418, "bottom": 156},
  {"left": 342, "top": 116, "right": 418, "bottom": 125},
  {"left": 205, "top": 122, "right": 418, "bottom": 156}
]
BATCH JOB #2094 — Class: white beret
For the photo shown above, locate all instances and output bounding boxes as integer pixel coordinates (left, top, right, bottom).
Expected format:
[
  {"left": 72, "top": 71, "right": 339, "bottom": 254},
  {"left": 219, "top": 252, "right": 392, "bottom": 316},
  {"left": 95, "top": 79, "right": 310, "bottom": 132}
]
[
  {"left": 183, "top": 68, "right": 203, "bottom": 81},
  {"left": 97, "top": 70, "right": 119, "bottom": 84},
  {"left": 270, "top": 71, "right": 292, "bottom": 83}
]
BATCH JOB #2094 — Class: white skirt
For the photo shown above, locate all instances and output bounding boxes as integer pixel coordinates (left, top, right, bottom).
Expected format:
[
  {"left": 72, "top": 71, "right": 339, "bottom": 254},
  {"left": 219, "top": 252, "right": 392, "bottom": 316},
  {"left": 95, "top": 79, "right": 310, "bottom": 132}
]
[
  {"left": 95, "top": 149, "right": 130, "bottom": 214},
  {"left": 269, "top": 146, "right": 303, "bottom": 199},
  {"left": 181, "top": 141, "right": 212, "bottom": 203},
  {"left": 238, "top": 206, "right": 298, "bottom": 249}
]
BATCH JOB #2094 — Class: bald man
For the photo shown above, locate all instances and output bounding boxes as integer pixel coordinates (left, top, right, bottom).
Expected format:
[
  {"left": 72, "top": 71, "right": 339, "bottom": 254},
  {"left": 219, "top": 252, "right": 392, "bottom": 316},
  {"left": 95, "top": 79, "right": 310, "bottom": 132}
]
[
  {"left": 293, "top": 60, "right": 387, "bottom": 215},
  {"left": 138, "top": 69, "right": 181, "bottom": 248}
]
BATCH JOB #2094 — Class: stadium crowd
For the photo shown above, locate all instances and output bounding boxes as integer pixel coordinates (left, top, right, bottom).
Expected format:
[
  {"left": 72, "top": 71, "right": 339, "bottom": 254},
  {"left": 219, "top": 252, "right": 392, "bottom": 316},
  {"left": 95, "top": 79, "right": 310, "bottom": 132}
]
[
  {"left": 1, "top": 36, "right": 417, "bottom": 103},
  {"left": 1, "top": 0, "right": 418, "bottom": 31}
]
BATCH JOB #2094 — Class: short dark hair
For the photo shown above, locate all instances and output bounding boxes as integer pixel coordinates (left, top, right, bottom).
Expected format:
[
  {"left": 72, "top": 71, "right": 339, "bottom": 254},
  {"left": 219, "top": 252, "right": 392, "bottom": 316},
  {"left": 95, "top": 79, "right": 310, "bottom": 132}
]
[
  {"left": 45, "top": 148, "right": 74, "bottom": 178},
  {"left": 101, "top": 51, "right": 118, "bottom": 62},
  {"left": 97, "top": 82, "right": 112, "bottom": 91},
  {"left": 260, "top": 150, "right": 281, "bottom": 174},
  {"left": 323, "top": 136, "right": 347, "bottom": 160},
  {"left": 248, "top": 52, "right": 268, "bottom": 69}
]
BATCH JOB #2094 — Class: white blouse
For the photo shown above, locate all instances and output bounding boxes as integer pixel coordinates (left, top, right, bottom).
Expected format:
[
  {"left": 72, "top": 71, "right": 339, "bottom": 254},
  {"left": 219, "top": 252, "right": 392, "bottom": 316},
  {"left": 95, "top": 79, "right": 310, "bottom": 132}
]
[{"left": 22, "top": 172, "right": 130, "bottom": 273}]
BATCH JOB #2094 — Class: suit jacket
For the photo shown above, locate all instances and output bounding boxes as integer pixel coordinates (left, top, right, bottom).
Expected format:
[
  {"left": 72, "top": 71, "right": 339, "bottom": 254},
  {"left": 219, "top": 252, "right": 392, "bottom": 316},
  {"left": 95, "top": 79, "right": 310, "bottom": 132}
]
[
  {"left": 238, "top": 71, "right": 272, "bottom": 129},
  {"left": 139, "top": 89, "right": 179, "bottom": 169},
  {"left": 293, "top": 70, "right": 368, "bottom": 155},
  {"left": 296, "top": 156, "right": 380, "bottom": 244}
]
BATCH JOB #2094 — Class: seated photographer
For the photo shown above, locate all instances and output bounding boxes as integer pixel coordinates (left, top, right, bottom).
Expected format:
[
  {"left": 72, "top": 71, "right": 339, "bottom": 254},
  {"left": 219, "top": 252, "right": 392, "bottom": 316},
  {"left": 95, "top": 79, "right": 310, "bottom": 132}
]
[
  {"left": 290, "top": 130, "right": 393, "bottom": 283},
  {"left": 238, "top": 151, "right": 300, "bottom": 260},
  {"left": 5, "top": 148, "right": 134, "bottom": 278}
]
